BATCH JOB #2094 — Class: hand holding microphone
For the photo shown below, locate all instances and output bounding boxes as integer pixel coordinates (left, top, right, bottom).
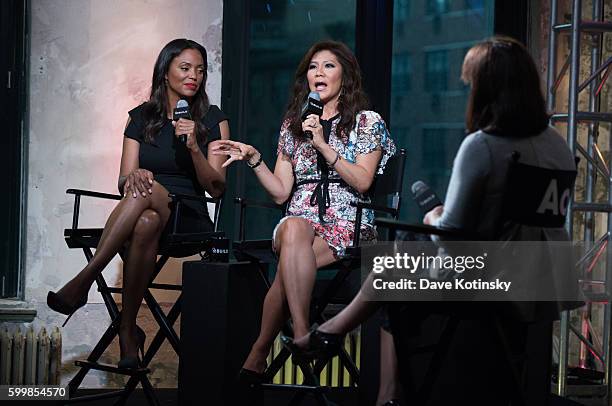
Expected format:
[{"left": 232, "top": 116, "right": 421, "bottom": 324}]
[
  {"left": 411, "top": 181, "right": 444, "bottom": 225},
  {"left": 301, "top": 91, "right": 323, "bottom": 139},
  {"left": 172, "top": 99, "right": 197, "bottom": 150}
]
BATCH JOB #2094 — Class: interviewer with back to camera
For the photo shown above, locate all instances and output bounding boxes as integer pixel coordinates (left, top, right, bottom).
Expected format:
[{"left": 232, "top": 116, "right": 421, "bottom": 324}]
[
  {"left": 422, "top": 36, "right": 575, "bottom": 238},
  {"left": 211, "top": 40, "right": 396, "bottom": 383},
  {"left": 47, "top": 38, "right": 230, "bottom": 369}
]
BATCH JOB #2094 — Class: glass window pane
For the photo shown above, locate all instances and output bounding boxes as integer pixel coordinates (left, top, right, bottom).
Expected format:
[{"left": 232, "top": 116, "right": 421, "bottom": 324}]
[
  {"left": 390, "top": 0, "right": 495, "bottom": 221},
  {"left": 464, "top": 0, "right": 485, "bottom": 10},
  {"left": 424, "top": 50, "right": 448, "bottom": 92},
  {"left": 244, "top": 0, "right": 356, "bottom": 239},
  {"left": 426, "top": 0, "right": 450, "bottom": 15}
]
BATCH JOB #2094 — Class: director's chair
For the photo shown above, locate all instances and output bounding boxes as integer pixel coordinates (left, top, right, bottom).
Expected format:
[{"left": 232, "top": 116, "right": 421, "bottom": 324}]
[
  {"left": 233, "top": 148, "right": 407, "bottom": 405},
  {"left": 62, "top": 188, "right": 224, "bottom": 405}
]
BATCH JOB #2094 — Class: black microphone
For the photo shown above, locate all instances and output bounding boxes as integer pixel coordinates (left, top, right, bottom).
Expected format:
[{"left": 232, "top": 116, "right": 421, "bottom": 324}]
[
  {"left": 301, "top": 91, "right": 323, "bottom": 139},
  {"left": 173, "top": 99, "right": 191, "bottom": 144},
  {"left": 411, "top": 181, "right": 443, "bottom": 215}
]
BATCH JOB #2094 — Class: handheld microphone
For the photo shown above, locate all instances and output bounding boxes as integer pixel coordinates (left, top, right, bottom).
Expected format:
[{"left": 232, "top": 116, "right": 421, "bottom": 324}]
[
  {"left": 300, "top": 92, "right": 323, "bottom": 139},
  {"left": 173, "top": 99, "right": 191, "bottom": 144},
  {"left": 411, "top": 181, "right": 443, "bottom": 215}
]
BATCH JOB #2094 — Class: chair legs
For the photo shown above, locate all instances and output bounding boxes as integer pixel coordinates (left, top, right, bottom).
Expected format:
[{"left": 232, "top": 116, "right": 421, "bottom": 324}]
[
  {"left": 240, "top": 255, "right": 360, "bottom": 406},
  {"left": 66, "top": 249, "right": 179, "bottom": 406},
  {"left": 67, "top": 321, "right": 119, "bottom": 396},
  {"left": 121, "top": 297, "right": 182, "bottom": 399}
]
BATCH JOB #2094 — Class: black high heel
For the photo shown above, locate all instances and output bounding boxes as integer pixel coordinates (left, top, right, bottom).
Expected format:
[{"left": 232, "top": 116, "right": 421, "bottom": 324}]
[
  {"left": 46, "top": 291, "right": 88, "bottom": 327},
  {"left": 282, "top": 330, "right": 344, "bottom": 361},
  {"left": 118, "top": 326, "right": 146, "bottom": 370}
]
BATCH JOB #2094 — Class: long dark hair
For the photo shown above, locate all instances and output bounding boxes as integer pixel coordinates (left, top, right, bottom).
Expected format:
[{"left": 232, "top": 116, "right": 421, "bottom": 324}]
[
  {"left": 142, "top": 38, "right": 210, "bottom": 142},
  {"left": 462, "top": 36, "right": 549, "bottom": 137},
  {"left": 285, "top": 40, "right": 369, "bottom": 141}
]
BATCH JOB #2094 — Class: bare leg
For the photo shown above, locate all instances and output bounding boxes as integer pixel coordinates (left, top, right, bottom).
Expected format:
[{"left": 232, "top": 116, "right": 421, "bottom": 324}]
[
  {"left": 241, "top": 270, "right": 288, "bottom": 373},
  {"left": 241, "top": 219, "right": 335, "bottom": 373},
  {"left": 293, "top": 274, "right": 381, "bottom": 347},
  {"left": 119, "top": 209, "right": 168, "bottom": 360},
  {"left": 376, "top": 329, "right": 403, "bottom": 405},
  {"left": 53, "top": 182, "right": 171, "bottom": 307},
  {"left": 276, "top": 218, "right": 337, "bottom": 339}
]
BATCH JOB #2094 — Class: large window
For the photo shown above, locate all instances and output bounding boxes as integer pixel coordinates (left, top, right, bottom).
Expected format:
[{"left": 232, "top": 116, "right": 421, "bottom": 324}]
[{"left": 390, "top": 0, "right": 495, "bottom": 221}]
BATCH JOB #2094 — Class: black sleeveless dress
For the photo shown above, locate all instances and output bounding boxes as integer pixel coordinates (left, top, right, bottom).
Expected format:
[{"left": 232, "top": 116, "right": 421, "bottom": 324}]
[{"left": 124, "top": 103, "right": 227, "bottom": 234}]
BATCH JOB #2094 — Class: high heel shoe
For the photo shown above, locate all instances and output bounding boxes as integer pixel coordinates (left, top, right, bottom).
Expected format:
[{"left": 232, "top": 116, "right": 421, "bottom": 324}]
[
  {"left": 281, "top": 329, "right": 344, "bottom": 362},
  {"left": 118, "top": 326, "right": 146, "bottom": 370},
  {"left": 46, "top": 291, "right": 88, "bottom": 327}
]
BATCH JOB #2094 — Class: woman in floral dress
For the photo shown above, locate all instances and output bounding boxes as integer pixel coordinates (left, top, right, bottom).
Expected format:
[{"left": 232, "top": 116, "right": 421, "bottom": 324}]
[{"left": 212, "top": 40, "right": 395, "bottom": 380}]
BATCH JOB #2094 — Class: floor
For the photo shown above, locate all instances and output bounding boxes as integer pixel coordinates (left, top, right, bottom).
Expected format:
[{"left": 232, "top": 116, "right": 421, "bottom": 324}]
[{"left": 53, "top": 389, "right": 600, "bottom": 406}]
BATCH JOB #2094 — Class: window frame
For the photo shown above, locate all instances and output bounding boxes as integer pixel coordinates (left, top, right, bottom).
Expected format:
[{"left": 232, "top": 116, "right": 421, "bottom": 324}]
[{"left": 1, "top": 0, "right": 28, "bottom": 299}]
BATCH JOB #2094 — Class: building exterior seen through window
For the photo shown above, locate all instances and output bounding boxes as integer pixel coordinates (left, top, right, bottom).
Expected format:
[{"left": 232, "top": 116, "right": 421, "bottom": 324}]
[{"left": 391, "top": 0, "right": 494, "bottom": 221}]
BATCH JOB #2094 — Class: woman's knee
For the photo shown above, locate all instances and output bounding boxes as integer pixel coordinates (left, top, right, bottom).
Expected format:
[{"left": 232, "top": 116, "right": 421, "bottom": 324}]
[
  {"left": 275, "top": 217, "right": 314, "bottom": 249},
  {"left": 132, "top": 209, "right": 162, "bottom": 241},
  {"left": 125, "top": 181, "right": 170, "bottom": 205},
  {"left": 149, "top": 181, "right": 172, "bottom": 216}
]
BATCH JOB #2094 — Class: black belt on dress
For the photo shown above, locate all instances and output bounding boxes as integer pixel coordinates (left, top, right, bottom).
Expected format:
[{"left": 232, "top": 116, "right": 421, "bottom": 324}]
[
  {"left": 299, "top": 117, "right": 347, "bottom": 223},
  {"left": 296, "top": 178, "right": 347, "bottom": 223}
]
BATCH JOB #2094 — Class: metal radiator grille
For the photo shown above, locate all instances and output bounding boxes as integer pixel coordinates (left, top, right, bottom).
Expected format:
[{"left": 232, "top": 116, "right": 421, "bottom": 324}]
[
  {"left": 269, "top": 330, "right": 360, "bottom": 386},
  {"left": 0, "top": 326, "right": 61, "bottom": 385}
]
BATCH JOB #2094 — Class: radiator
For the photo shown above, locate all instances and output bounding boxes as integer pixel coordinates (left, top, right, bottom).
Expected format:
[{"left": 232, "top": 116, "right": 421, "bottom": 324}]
[
  {"left": 270, "top": 330, "right": 360, "bottom": 387},
  {"left": 0, "top": 326, "right": 62, "bottom": 385}
]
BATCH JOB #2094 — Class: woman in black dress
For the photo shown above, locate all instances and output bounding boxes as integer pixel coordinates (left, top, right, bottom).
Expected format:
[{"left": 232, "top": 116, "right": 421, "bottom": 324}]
[{"left": 47, "top": 38, "right": 229, "bottom": 368}]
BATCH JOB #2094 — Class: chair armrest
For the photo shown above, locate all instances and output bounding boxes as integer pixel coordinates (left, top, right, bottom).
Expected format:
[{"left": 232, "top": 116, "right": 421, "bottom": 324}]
[
  {"left": 234, "top": 197, "right": 285, "bottom": 211},
  {"left": 66, "top": 188, "right": 122, "bottom": 201},
  {"left": 374, "top": 218, "right": 475, "bottom": 239},
  {"left": 167, "top": 193, "right": 222, "bottom": 234},
  {"left": 234, "top": 197, "right": 285, "bottom": 241},
  {"left": 349, "top": 201, "right": 400, "bottom": 247},
  {"left": 350, "top": 201, "right": 398, "bottom": 216},
  {"left": 169, "top": 192, "right": 218, "bottom": 204},
  {"left": 66, "top": 188, "right": 122, "bottom": 230}
]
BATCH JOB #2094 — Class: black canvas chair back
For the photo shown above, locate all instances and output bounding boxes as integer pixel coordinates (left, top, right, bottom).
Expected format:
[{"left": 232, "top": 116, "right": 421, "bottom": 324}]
[
  {"left": 368, "top": 148, "right": 407, "bottom": 208},
  {"left": 233, "top": 148, "right": 407, "bottom": 406},
  {"left": 62, "top": 188, "right": 224, "bottom": 406},
  {"left": 356, "top": 148, "right": 406, "bottom": 244},
  {"left": 503, "top": 152, "right": 577, "bottom": 229}
]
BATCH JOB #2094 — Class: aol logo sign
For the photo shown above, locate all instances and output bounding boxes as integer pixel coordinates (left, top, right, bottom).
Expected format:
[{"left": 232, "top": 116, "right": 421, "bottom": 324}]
[{"left": 537, "top": 179, "right": 571, "bottom": 216}]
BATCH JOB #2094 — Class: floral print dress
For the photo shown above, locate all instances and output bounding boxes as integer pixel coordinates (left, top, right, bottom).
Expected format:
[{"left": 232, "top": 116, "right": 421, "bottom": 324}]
[{"left": 276, "top": 110, "right": 396, "bottom": 257}]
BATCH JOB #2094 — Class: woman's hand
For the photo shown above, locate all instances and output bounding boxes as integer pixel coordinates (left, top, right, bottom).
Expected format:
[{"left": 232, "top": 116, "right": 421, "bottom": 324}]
[
  {"left": 423, "top": 205, "right": 444, "bottom": 225},
  {"left": 124, "top": 168, "right": 154, "bottom": 198},
  {"left": 302, "top": 114, "right": 325, "bottom": 150},
  {"left": 210, "top": 140, "right": 260, "bottom": 168},
  {"left": 172, "top": 118, "right": 199, "bottom": 152}
]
